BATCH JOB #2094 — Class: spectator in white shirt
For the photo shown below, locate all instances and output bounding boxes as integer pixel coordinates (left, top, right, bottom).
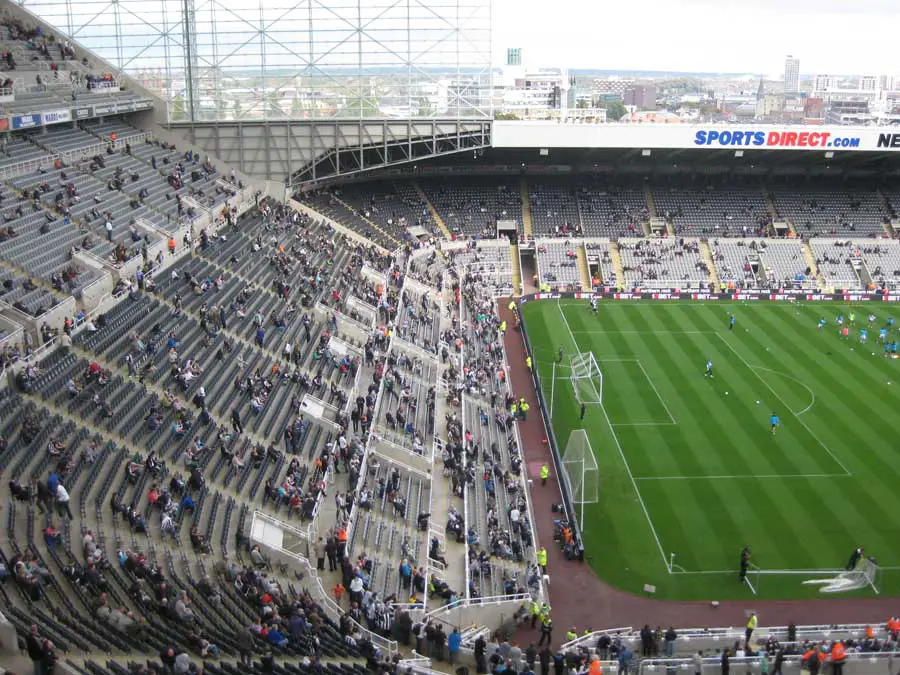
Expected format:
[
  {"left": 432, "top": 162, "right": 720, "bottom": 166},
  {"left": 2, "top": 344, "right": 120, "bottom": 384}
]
[{"left": 56, "top": 483, "right": 73, "bottom": 520}]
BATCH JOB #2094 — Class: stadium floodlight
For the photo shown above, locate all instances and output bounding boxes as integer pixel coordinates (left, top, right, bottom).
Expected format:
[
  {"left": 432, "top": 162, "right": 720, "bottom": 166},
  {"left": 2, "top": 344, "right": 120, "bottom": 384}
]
[
  {"left": 569, "top": 352, "right": 603, "bottom": 406},
  {"left": 561, "top": 429, "right": 600, "bottom": 531}
]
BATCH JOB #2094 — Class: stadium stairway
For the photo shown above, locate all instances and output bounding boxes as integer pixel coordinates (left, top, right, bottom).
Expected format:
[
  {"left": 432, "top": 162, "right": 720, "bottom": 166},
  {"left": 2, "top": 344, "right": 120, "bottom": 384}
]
[
  {"left": 802, "top": 240, "right": 824, "bottom": 290},
  {"left": 877, "top": 188, "right": 896, "bottom": 235},
  {"left": 510, "top": 243, "right": 523, "bottom": 296},
  {"left": 699, "top": 239, "right": 719, "bottom": 287},
  {"left": 330, "top": 194, "right": 401, "bottom": 249},
  {"left": 763, "top": 187, "right": 779, "bottom": 222},
  {"left": 763, "top": 188, "right": 796, "bottom": 236},
  {"left": 643, "top": 182, "right": 657, "bottom": 218},
  {"left": 412, "top": 181, "right": 452, "bottom": 240},
  {"left": 608, "top": 241, "right": 625, "bottom": 289},
  {"left": 520, "top": 178, "right": 534, "bottom": 239},
  {"left": 575, "top": 243, "right": 591, "bottom": 291}
]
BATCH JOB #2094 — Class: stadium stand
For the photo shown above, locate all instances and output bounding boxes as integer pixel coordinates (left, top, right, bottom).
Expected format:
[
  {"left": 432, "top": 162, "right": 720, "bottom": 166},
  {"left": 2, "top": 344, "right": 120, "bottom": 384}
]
[
  {"left": 536, "top": 239, "right": 582, "bottom": 290},
  {"left": 709, "top": 238, "right": 813, "bottom": 290},
  {"left": 419, "top": 176, "right": 522, "bottom": 237},
  {"left": 770, "top": 181, "right": 889, "bottom": 237},
  {"left": 618, "top": 237, "right": 711, "bottom": 289},
  {"left": 575, "top": 176, "right": 648, "bottom": 238},
  {"left": 652, "top": 179, "right": 772, "bottom": 237},
  {"left": 857, "top": 239, "right": 900, "bottom": 290},
  {"left": 809, "top": 239, "right": 864, "bottom": 289},
  {"left": 528, "top": 177, "right": 582, "bottom": 236}
]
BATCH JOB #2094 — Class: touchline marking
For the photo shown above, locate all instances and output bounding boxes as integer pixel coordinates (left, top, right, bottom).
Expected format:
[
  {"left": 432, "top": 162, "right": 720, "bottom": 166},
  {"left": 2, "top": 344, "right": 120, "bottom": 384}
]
[
  {"left": 571, "top": 329, "right": 716, "bottom": 335},
  {"left": 634, "top": 473, "right": 849, "bottom": 481},
  {"left": 753, "top": 365, "right": 816, "bottom": 416},
  {"left": 634, "top": 359, "right": 677, "bottom": 424},
  {"left": 557, "top": 299, "right": 673, "bottom": 573},
  {"left": 715, "top": 333, "right": 853, "bottom": 477},
  {"left": 612, "top": 421, "right": 677, "bottom": 427}
]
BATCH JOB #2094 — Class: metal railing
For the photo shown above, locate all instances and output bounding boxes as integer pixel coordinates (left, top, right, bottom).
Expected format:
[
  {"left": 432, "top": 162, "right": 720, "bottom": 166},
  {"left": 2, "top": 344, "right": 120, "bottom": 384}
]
[{"left": 563, "top": 623, "right": 886, "bottom": 654}]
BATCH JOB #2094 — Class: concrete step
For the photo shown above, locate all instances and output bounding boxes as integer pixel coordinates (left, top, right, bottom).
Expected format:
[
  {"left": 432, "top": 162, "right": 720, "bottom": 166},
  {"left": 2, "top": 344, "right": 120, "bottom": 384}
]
[
  {"left": 413, "top": 181, "right": 453, "bottom": 240},
  {"left": 520, "top": 178, "right": 534, "bottom": 239},
  {"left": 510, "top": 244, "right": 522, "bottom": 297},
  {"left": 699, "top": 239, "right": 719, "bottom": 287},
  {"left": 575, "top": 243, "right": 591, "bottom": 291}
]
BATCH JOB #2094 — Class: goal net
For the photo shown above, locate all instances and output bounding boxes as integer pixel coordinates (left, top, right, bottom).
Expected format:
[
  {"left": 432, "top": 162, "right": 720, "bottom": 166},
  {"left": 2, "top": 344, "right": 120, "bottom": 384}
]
[
  {"left": 800, "top": 558, "right": 883, "bottom": 595},
  {"left": 569, "top": 352, "right": 603, "bottom": 405},
  {"left": 561, "top": 429, "right": 600, "bottom": 531}
]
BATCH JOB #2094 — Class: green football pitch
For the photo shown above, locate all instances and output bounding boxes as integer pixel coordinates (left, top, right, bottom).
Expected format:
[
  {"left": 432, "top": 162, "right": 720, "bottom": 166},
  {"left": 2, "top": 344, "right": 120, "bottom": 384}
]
[{"left": 521, "top": 299, "right": 900, "bottom": 600}]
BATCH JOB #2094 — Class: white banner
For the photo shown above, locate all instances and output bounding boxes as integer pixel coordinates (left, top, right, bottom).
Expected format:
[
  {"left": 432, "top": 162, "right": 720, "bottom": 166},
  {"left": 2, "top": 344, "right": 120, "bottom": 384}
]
[
  {"left": 492, "top": 121, "right": 900, "bottom": 153},
  {"left": 41, "top": 109, "right": 71, "bottom": 126}
]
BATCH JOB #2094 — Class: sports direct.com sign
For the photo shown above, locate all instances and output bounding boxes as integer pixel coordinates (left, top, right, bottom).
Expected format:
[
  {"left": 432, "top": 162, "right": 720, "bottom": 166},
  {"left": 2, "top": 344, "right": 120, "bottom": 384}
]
[
  {"left": 491, "top": 121, "right": 900, "bottom": 152},
  {"left": 693, "top": 129, "right": 859, "bottom": 149}
]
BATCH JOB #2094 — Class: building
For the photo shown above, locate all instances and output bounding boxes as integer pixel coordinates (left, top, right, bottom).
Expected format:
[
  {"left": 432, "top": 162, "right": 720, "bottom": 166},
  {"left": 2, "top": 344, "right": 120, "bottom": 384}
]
[
  {"left": 624, "top": 84, "right": 657, "bottom": 109},
  {"left": 507, "top": 48, "right": 522, "bottom": 67},
  {"left": 804, "top": 97, "right": 825, "bottom": 120},
  {"left": 593, "top": 77, "right": 634, "bottom": 97},
  {"left": 784, "top": 55, "right": 800, "bottom": 94}
]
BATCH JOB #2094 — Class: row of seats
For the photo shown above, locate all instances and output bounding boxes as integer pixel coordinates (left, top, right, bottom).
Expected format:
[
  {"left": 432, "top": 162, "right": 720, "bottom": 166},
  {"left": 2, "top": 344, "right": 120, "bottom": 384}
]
[{"left": 306, "top": 176, "right": 900, "bottom": 243}]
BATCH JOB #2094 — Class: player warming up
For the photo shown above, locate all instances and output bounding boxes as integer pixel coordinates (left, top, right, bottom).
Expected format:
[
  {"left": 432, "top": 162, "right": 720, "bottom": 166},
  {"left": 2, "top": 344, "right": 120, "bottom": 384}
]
[
  {"left": 770, "top": 412, "right": 780, "bottom": 435},
  {"left": 705, "top": 359, "right": 713, "bottom": 378},
  {"left": 739, "top": 546, "right": 752, "bottom": 582}
]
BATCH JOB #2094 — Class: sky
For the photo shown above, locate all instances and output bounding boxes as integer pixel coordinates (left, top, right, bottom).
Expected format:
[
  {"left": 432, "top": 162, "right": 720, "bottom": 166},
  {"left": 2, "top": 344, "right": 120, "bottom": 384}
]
[{"left": 492, "top": 0, "right": 899, "bottom": 76}]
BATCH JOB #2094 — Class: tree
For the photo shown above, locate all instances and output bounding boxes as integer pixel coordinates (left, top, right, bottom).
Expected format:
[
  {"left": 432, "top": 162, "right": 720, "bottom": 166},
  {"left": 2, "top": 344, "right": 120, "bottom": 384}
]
[
  {"left": 215, "top": 95, "right": 229, "bottom": 119},
  {"left": 416, "top": 96, "right": 434, "bottom": 118},
  {"left": 341, "top": 94, "right": 380, "bottom": 117},
  {"left": 291, "top": 95, "right": 303, "bottom": 118},
  {"left": 605, "top": 100, "right": 627, "bottom": 121},
  {"left": 170, "top": 93, "right": 186, "bottom": 122},
  {"left": 267, "top": 91, "right": 283, "bottom": 118},
  {"left": 494, "top": 112, "right": 520, "bottom": 120}
]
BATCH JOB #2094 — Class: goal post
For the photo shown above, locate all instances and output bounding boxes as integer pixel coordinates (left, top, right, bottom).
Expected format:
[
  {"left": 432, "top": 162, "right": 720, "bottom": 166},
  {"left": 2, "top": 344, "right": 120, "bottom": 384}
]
[
  {"left": 569, "top": 352, "right": 603, "bottom": 405},
  {"left": 561, "top": 429, "right": 600, "bottom": 531}
]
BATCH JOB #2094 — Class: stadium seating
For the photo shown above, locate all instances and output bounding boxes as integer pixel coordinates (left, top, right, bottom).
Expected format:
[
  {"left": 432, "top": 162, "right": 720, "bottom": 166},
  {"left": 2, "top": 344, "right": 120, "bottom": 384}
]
[
  {"left": 419, "top": 176, "right": 522, "bottom": 237},
  {"left": 856, "top": 239, "right": 900, "bottom": 290},
  {"left": 1, "top": 25, "right": 900, "bottom": 667},
  {"left": 652, "top": 180, "right": 772, "bottom": 237},
  {"left": 536, "top": 239, "right": 581, "bottom": 290},
  {"left": 529, "top": 177, "right": 581, "bottom": 236},
  {"left": 809, "top": 239, "right": 864, "bottom": 289},
  {"left": 618, "top": 237, "right": 711, "bottom": 289},
  {"left": 710, "top": 238, "right": 813, "bottom": 289},
  {"left": 770, "top": 182, "right": 889, "bottom": 237},
  {"left": 446, "top": 240, "right": 515, "bottom": 296},
  {"left": 575, "top": 176, "right": 648, "bottom": 238}
]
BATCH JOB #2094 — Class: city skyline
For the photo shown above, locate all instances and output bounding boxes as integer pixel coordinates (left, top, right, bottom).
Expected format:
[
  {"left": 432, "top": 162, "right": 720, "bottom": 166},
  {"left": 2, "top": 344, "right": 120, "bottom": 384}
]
[{"left": 493, "top": 0, "right": 898, "bottom": 76}]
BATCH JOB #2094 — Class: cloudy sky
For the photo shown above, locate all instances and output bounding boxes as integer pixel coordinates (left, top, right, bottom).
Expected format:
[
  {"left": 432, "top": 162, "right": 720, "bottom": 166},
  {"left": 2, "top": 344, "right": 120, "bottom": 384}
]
[{"left": 492, "top": 0, "right": 898, "bottom": 76}]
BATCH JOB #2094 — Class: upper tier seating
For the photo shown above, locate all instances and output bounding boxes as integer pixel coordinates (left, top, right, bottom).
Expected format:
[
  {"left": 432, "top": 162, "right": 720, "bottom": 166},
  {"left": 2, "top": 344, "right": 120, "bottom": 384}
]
[
  {"left": 652, "top": 181, "right": 772, "bottom": 237},
  {"left": 771, "top": 184, "right": 888, "bottom": 237},
  {"left": 420, "top": 177, "right": 522, "bottom": 237}
]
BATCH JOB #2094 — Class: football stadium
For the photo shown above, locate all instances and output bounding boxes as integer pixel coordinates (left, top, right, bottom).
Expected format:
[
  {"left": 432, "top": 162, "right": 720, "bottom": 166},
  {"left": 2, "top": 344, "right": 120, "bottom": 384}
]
[{"left": 0, "top": 0, "right": 898, "bottom": 673}]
